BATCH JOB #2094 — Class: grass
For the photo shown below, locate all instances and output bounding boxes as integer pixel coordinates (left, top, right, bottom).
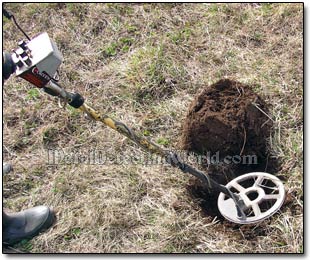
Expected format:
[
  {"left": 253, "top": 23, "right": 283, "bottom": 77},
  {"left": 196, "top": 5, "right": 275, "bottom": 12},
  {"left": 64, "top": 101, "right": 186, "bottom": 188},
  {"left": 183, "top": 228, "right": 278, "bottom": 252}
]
[{"left": 3, "top": 3, "right": 303, "bottom": 253}]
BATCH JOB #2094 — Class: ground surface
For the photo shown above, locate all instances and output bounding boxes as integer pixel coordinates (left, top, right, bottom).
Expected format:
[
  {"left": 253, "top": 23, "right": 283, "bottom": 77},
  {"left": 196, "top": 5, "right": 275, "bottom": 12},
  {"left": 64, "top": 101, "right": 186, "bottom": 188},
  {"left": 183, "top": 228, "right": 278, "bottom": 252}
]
[{"left": 3, "top": 3, "right": 303, "bottom": 253}]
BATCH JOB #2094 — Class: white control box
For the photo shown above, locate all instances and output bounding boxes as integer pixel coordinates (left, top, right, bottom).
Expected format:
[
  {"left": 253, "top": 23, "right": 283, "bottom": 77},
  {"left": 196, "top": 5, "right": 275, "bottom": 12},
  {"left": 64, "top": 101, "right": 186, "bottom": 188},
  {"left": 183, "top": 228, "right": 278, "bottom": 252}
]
[{"left": 13, "top": 32, "right": 63, "bottom": 87}]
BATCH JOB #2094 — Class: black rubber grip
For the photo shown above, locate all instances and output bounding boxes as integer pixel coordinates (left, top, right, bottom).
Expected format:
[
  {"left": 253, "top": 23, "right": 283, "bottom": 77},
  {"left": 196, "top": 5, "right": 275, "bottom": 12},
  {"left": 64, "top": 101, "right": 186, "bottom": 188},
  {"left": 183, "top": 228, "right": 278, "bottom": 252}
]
[{"left": 68, "top": 93, "right": 84, "bottom": 108}]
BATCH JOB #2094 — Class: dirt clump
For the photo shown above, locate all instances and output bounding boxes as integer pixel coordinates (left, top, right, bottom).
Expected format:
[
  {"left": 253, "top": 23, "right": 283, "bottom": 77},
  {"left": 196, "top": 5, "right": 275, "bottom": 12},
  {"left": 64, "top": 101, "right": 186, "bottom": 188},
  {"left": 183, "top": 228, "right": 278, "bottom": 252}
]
[
  {"left": 181, "top": 79, "right": 277, "bottom": 218},
  {"left": 181, "top": 79, "right": 273, "bottom": 179},
  {"left": 181, "top": 79, "right": 272, "bottom": 161}
]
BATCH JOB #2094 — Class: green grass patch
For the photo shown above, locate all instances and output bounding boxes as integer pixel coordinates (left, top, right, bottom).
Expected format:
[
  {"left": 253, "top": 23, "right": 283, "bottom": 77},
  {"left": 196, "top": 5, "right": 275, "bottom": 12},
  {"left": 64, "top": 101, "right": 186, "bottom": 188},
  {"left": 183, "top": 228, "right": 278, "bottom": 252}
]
[
  {"left": 26, "top": 88, "right": 40, "bottom": 100},
  {"left": 102, "top": 37, "right": 134, "bottom": 57},
  {"left": 156, "top": 137, "right": 170, "bottom": 146}
]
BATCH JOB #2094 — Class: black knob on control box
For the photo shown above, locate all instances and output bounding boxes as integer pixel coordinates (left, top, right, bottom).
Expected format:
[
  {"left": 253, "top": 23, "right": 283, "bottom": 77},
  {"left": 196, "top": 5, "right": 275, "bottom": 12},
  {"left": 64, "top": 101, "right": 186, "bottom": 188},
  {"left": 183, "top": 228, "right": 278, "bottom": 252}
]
[
  {"left": 18, "top": 40, "right": 28, "bottom": 51},
  {"left": 22, "top": 56, "right": 32, "bottom": 66}
]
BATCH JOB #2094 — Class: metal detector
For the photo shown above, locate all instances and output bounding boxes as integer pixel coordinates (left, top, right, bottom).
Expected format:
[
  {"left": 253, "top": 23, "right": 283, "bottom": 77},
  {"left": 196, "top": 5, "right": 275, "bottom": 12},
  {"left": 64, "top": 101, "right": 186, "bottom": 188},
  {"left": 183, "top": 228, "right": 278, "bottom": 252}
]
[{"left": 3, "top": 9, "right": 285, "bottom": 224}]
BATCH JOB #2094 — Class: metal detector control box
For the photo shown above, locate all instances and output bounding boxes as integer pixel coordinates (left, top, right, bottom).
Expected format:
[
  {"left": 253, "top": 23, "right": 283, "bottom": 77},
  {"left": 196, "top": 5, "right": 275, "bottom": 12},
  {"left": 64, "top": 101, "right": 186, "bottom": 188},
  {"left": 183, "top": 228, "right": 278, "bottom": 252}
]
[{"left": 12, "top": 32, "right": 63, "bottom": 87}]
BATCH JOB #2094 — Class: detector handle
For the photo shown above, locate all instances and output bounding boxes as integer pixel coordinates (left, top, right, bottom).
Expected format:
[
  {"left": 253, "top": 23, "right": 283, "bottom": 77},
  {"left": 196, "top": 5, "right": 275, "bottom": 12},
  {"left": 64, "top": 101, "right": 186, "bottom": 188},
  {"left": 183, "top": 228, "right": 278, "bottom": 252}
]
[{"left": 3, "top": 51, "right": 16, "bottom": 81}]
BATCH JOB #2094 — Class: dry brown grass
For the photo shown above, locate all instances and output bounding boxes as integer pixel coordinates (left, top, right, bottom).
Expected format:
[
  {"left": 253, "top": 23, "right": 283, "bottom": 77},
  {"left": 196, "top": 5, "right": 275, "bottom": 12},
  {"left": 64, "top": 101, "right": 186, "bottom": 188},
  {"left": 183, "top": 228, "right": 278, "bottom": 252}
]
[{"left": 3, "top": 3, "right": 303, "bottom": 253}]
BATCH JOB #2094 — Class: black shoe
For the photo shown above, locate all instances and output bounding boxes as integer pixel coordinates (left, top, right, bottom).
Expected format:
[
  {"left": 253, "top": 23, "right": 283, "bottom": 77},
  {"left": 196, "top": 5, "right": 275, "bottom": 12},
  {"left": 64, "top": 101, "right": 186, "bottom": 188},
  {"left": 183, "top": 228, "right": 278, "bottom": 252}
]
[{"left": 3, "top": 206, "right": 56, "bottom": 246}]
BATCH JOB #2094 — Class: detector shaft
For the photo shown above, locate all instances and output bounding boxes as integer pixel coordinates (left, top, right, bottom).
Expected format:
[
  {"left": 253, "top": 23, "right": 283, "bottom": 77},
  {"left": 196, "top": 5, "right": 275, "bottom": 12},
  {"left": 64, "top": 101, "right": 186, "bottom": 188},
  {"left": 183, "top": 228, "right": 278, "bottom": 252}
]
[{"left": 46, "top": 80, "right": 247, "bottom": 219}]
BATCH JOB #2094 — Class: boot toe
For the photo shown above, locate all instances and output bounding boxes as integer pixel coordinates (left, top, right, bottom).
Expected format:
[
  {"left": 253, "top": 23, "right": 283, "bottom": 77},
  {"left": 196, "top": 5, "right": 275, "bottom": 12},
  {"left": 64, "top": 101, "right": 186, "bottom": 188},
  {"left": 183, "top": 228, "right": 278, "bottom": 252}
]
[
  {"left": 24, "top": 206, "right": 55, "bottom": 233},
  {"left": 3, "top": 206, "right": 55, "bottom": 246}
]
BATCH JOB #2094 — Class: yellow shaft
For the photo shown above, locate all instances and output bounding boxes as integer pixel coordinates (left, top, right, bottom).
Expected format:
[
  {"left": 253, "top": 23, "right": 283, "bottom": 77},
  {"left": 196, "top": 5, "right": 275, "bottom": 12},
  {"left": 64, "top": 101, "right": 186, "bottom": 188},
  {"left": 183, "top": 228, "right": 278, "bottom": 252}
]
[{"left": 79, "top": 103, "right": 167, "bottom": 158}]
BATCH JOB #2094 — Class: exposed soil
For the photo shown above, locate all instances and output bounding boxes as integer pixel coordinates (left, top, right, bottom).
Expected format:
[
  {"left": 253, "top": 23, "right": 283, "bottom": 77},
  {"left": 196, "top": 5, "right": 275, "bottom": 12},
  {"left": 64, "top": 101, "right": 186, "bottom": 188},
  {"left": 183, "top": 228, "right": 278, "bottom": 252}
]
[
  {"left": 181, "top": 79, "right": 279, "bottom": 218},
  {"left": 181, "top": 79, "right": 272, "bottom": 165}
]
